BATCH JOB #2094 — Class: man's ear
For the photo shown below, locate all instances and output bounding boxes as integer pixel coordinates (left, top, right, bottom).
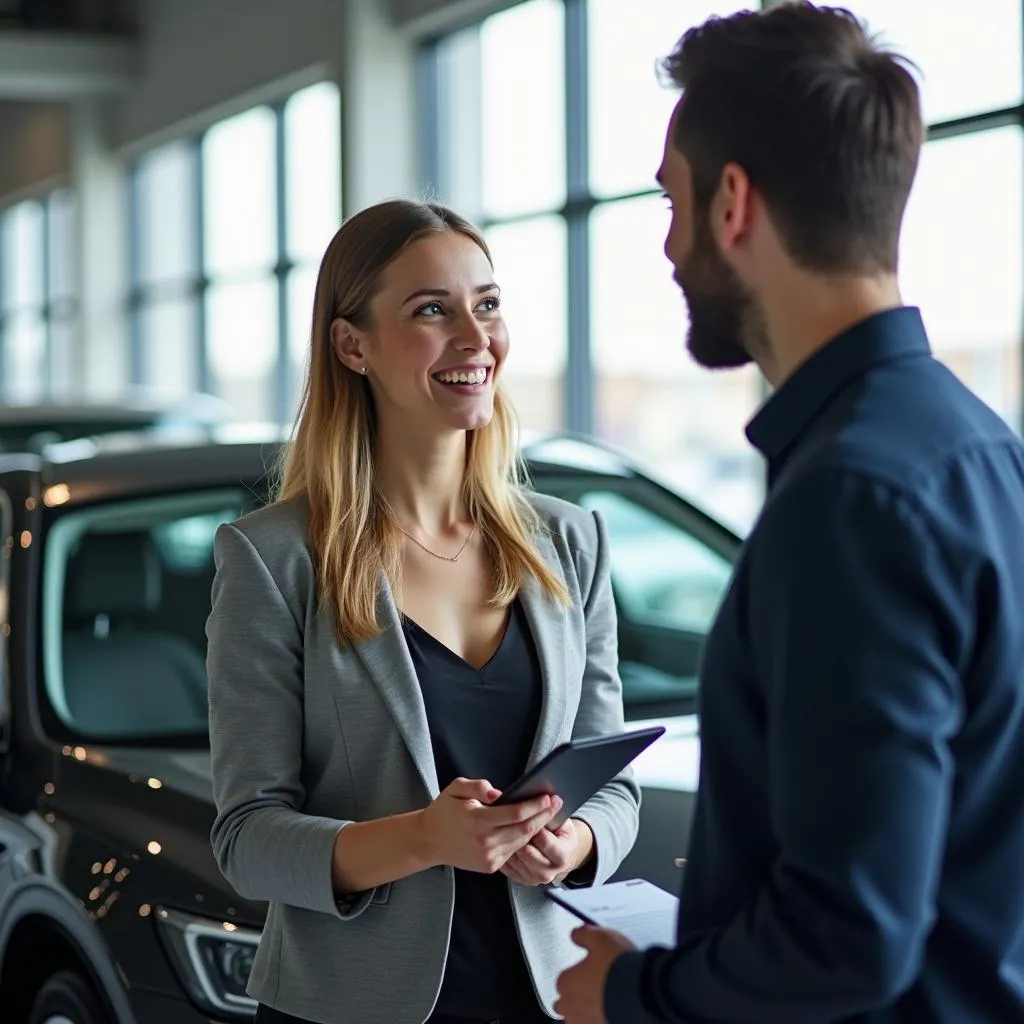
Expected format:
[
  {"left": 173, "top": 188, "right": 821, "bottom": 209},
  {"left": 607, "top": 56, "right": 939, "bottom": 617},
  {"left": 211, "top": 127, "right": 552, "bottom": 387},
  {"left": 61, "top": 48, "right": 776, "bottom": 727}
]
[
  {"left": 330, "top": 318, "right": 367, "bottom": 375},
  {"left": 712, "top": 162, "right": 753, "bottom": 253}
]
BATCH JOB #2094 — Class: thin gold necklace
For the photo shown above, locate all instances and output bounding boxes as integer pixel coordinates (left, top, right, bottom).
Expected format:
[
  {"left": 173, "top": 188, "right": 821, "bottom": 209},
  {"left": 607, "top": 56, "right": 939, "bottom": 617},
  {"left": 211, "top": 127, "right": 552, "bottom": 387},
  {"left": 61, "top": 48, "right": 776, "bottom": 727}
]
[{"left": 397, "top": 523, "right": 478, "bottom": 563}]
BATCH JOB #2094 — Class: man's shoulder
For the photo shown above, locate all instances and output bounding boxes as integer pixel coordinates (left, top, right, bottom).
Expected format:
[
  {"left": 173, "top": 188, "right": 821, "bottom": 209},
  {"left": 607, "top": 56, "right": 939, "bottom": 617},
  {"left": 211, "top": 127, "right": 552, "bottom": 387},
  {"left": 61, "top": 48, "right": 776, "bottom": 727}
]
[
  {"left": 792, "top": 359, "right": 1024, "bottom": 515},
  {"left": 761, "top": 424, "right": 1024, "bottom": 574},
  {"left": 849, "top": 356, "right": 1019, "bottom": 474}
]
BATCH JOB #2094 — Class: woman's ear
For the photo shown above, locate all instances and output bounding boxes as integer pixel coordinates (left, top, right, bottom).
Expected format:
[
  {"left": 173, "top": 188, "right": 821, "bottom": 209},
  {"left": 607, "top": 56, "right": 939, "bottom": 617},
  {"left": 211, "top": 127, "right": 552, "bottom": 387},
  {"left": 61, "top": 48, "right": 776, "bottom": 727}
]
[{"left": 330, "top": 318, "right": 368, "bottom": 375}]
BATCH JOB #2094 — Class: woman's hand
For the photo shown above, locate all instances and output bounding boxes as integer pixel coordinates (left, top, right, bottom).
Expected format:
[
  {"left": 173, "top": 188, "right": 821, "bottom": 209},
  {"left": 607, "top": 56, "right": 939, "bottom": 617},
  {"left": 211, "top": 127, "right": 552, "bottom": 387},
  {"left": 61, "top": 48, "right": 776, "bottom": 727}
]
[
  {"left": 415, "top": 777, "right": 563, "bottom": 874},
  {"left": 500, "top": 818, "right": 595, "bottom": 887}
]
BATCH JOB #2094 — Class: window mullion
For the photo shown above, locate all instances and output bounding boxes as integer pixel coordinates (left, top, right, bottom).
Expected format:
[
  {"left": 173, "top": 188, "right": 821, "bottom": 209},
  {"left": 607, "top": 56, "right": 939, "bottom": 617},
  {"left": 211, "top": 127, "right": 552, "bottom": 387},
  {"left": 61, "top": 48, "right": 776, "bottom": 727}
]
[
  {"left": 40, "top": 196, "right": 52, "bottom": 398},
  {"left": 564, "top": 0, "right": 593, "bottom": 436},
  {"left": 274, "top": 101, "right": 291, "bottom": 426},
  {"left": 0, "top": 210, "right": 5, "bottom": 391},
  {"left": 418, "top": 40, "right": 444, "bottom": 199},
  {"left": 127, "top": 159, "right": 144, "bottom": 386},
  {"left": 193, "top": 136, "right": 210, "bottom": 395}
]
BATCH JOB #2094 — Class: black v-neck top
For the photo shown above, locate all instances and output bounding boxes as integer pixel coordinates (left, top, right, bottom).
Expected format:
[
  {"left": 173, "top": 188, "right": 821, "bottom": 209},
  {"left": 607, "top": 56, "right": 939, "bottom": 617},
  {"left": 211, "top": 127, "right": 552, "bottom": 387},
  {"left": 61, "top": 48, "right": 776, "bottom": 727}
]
[{"left": 403, "top": 598, "right": 544, "bottom": 1018}]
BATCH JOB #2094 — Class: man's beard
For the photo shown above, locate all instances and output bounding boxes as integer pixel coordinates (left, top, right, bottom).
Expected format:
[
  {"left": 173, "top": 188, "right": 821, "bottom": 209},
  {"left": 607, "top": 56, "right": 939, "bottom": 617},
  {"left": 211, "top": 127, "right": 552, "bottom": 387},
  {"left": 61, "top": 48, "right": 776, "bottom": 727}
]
[{"left": 674, "top": 210, "right": 766, "bottom": 369}]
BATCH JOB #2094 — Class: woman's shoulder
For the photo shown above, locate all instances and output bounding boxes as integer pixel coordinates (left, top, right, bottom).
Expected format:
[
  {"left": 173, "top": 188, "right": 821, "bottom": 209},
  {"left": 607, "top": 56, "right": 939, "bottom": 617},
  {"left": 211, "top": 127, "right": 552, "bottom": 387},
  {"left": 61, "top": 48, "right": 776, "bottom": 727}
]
[
  {"left": 523, "top": 489, "right": 600, "bottom": 559},
  {"left": 232, "top": 493, "right": 309, "bottom": 539},
  {"left": 220, "top": 496, "right": 313, "bottom": 571}
]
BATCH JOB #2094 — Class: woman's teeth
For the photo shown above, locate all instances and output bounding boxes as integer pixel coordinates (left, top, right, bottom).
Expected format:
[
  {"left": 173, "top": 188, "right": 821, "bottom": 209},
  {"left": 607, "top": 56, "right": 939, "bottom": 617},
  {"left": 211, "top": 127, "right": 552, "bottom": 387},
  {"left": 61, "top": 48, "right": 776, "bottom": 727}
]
[{"left": 435, "top": 368, "right": 487, "bottom": 385}]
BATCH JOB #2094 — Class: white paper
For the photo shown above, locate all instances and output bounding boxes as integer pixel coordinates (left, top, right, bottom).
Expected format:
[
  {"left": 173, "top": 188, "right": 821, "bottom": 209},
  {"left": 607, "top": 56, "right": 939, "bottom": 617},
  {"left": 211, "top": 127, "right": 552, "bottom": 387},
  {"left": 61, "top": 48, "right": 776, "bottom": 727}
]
[{"left": 549, "top": 878, "right": 679, "bottom": 949}]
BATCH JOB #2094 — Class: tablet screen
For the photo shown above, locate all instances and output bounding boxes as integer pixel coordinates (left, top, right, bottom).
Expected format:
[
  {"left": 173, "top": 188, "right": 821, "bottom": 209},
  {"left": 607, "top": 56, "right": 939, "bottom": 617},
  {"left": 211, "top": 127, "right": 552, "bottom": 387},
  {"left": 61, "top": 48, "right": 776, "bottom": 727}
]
[{"left": 494, "top": 726, "right": 665, "bottom": 828}]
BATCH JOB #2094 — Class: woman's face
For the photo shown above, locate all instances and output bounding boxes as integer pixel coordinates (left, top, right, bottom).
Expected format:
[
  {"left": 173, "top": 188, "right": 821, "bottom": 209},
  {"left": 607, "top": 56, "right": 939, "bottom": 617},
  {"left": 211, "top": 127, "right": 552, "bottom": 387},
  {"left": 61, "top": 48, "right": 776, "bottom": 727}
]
[{"left": 335, "top": 231, "right": 509, "bottom": 436}]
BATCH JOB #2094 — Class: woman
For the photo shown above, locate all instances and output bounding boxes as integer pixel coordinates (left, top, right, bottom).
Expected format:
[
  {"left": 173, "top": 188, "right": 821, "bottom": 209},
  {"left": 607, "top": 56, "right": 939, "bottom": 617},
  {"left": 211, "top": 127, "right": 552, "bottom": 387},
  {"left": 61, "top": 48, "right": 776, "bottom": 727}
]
[{"left": 207, "top": 199, "right": 640, "bottom": 1024}]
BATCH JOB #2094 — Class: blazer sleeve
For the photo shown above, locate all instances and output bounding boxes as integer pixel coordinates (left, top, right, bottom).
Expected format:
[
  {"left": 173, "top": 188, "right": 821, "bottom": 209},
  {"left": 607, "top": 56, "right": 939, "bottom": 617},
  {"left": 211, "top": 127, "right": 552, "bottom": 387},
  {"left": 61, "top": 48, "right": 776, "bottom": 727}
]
[
  {"left": 206, "top": 522, "right": 379, "bottom": 920},
  {"left": 564, "top": 509, "right": 641, "bottom": 885}
]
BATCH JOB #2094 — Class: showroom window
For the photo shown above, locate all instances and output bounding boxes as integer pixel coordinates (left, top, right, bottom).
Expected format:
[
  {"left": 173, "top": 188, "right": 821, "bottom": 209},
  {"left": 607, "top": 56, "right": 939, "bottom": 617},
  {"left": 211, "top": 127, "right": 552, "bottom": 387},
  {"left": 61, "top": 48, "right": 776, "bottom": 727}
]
[
  {"left": 128, "top": 80, "right": 341, "bottom": 424},
  {"left": 420, "top": 0, "right": 1024, "bottom": 534},
  {"left": 0, "top": 188, "right": 78, "bottom": 401},
  {"left": 855, "top": 0, "right": 1024, "bottom": 433}
]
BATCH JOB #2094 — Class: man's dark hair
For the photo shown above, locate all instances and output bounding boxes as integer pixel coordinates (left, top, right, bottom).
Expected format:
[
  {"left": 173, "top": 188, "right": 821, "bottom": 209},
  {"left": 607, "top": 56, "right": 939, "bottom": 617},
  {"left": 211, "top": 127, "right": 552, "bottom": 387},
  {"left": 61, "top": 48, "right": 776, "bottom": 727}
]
[{"left": 661, "top": 2, "right": 923, "bottom": 275}]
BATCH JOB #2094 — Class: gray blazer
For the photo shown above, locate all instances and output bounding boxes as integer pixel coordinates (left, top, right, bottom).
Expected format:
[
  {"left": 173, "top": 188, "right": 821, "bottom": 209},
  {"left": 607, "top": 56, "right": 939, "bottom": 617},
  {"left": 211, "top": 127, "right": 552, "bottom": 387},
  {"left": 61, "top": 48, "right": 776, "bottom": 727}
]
[{"left": 206, "top": 492, "right": 640, "bottom": 1024}]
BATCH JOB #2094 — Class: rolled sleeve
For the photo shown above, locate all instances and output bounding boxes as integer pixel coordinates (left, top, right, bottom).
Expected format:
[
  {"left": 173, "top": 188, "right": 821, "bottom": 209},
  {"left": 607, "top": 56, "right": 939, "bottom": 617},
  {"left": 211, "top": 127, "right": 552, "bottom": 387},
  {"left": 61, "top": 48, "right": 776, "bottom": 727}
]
[{"left": 606, "top": 469, "right": 968, "bottom": 1022}]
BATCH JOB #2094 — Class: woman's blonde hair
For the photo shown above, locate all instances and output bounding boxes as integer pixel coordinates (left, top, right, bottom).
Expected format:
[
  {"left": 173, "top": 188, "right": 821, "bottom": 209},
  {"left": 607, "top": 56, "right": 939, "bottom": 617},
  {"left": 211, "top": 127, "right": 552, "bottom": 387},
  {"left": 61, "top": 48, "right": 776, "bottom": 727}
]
[{"left": 278, "top": 199, "right": 569, "bottom": 643}]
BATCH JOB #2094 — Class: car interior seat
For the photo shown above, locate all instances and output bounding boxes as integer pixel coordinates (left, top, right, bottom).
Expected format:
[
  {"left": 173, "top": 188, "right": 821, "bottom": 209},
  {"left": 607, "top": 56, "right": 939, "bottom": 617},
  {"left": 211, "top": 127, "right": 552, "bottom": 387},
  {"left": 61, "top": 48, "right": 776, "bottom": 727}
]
[{"left": 61, "top": 530, "right": 209, "bottom": 738}]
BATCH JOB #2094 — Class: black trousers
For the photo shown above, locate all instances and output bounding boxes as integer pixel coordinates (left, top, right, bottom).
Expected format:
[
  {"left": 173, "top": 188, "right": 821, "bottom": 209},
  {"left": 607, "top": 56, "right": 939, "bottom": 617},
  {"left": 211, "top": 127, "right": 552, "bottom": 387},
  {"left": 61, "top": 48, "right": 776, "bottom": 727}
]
[{"left": 255, "top": 1004, "right": 552, "bottom": 1024}]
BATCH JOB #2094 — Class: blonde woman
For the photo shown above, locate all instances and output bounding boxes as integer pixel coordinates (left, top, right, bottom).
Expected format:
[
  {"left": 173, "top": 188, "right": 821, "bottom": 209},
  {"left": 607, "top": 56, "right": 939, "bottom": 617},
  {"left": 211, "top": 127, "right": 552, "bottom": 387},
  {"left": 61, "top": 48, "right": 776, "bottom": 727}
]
[{"left": 206, "top": 200, "right": 640, "bottom": 1024}]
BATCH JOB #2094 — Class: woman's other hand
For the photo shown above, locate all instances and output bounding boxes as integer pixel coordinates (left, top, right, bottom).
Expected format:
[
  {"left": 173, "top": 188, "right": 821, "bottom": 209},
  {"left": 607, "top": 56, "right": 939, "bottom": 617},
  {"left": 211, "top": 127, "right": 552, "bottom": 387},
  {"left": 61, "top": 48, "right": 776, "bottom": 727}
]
[
  {"left": 415, "top": 777, "right": 563, "bottom": 874},
  {"left": 500, "top": 818, "right": 595, "bottom": 887}
]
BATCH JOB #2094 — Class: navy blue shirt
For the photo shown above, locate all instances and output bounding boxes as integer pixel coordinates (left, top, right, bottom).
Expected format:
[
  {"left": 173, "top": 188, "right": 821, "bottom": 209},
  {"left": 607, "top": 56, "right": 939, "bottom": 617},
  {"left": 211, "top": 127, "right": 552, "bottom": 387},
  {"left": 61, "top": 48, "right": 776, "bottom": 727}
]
[
  {"left": 404, "top": 599, "right": 544, "bottom": 1018},
  {"left": 608, "top": 308, "right": 1024, "bottom": 1022}
]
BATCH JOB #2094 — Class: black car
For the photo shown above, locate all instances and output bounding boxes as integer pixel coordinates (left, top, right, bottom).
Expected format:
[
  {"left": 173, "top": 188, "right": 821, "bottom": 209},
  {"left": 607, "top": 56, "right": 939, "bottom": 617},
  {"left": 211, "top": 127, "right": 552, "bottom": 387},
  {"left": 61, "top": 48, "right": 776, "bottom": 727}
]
[
  {"left": 0, "top": 431, "right": 739, "bottom": 1024},
  {"left": 0, "top": 393, "right": 231, "bottom": 455}
]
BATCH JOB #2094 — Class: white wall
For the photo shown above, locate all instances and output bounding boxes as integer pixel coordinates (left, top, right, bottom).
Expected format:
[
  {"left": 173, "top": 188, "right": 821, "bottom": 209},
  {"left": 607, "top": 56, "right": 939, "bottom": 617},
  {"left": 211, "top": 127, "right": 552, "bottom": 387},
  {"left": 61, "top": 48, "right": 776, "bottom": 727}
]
[
  {"left": 113, "top": 0, "right": 347, "bottom": 152},
  {"left": 389, "top": 0, "right": 518, "bottom": 35}
]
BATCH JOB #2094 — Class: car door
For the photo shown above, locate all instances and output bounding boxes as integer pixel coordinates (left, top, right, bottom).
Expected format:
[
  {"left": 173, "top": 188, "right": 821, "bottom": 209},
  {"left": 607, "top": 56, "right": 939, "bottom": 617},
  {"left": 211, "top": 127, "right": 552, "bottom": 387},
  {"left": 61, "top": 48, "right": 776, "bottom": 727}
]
[
  {"left": 0, "top": 480, "right": 25, "bottom": 895},
  {"left": 531, "top": 470, "right": 740, "bottom": 889}
]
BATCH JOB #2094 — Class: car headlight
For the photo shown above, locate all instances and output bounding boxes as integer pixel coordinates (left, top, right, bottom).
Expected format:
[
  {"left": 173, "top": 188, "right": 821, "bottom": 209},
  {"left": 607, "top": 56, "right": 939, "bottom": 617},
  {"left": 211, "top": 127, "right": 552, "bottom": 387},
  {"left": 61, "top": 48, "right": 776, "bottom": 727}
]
[{"left": 155, "top": 906, "right": 260, "bottom": 1018}]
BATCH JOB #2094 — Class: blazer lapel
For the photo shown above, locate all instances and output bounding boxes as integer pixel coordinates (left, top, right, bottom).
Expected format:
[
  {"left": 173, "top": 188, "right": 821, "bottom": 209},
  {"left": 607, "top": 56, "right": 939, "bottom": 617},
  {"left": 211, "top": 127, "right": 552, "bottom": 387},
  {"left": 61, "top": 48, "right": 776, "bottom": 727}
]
[
  {"left": 518, "top": 527, "right": 569, "bottom": 769},
  {"left": 349, "top": 532, "right": 568, "bottom": 794},
  {"left": 352, "top": 579, "right": 440, "bottom": 798}
]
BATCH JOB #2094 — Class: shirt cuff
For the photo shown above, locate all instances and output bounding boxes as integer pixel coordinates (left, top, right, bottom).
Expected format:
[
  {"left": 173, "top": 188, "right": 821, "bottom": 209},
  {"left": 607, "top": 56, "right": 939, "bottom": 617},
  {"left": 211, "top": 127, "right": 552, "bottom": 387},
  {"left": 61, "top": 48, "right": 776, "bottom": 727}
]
[{"left": 605, "top": 949, "right": 656, "bottom": 1023}]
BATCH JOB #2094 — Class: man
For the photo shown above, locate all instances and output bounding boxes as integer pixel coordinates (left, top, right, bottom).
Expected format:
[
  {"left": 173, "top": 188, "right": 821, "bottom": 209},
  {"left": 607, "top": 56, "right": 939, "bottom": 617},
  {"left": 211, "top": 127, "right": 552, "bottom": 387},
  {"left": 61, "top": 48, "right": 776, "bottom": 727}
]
[{"left": 555, "top": 4, "right": 1024, "bottom": 1023}]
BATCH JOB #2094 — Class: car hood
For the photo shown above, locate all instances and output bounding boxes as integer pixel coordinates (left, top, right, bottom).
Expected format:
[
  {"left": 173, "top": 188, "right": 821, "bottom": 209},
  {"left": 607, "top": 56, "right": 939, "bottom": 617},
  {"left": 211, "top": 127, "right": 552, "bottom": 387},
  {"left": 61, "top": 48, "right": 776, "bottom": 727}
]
[{"left": 629, "top": 714, "right": 701, "bottom": 791}]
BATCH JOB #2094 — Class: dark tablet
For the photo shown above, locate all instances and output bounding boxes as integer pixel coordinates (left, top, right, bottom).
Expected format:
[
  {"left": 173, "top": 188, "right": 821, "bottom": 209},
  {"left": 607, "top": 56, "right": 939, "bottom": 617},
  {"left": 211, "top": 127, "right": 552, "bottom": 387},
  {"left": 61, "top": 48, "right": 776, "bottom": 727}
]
[{"left": 493, "top": 726, "right": 666, "bottom": 829}]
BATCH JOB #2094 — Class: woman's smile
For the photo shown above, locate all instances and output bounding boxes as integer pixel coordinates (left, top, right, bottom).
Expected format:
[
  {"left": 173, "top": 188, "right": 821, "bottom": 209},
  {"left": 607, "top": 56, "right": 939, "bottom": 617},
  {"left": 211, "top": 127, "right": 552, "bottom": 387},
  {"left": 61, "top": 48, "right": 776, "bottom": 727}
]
[{"left": 430, "top": 364, "right": 492, "bottom": 395}]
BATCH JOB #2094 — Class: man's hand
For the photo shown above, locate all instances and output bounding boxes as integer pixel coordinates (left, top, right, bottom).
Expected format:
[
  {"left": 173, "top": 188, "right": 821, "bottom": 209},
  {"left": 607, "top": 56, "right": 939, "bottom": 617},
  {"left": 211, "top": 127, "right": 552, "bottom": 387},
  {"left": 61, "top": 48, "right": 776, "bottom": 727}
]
[
  {"left": 554, "top": 925, "right": 635, "bottom": 1023},
  {"left": 500, "top": 818, "right": 594, "bottom": 886}
]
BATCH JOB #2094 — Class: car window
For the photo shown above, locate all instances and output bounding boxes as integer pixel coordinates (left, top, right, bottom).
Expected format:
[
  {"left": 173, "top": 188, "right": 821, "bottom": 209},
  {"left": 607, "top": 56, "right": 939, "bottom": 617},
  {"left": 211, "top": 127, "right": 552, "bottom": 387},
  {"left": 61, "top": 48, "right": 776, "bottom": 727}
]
[
  {"left": 152, "top": 512, "right": 232, "bottom": 571},
  {"left": 42, "top": 491, "right": 248, "bottom": 742},
  {"left": 531, "top": 476, "right": 737, "bottom": 717},
  {"left": 579, "top": 490, "right": 733, "bottom": 634}
]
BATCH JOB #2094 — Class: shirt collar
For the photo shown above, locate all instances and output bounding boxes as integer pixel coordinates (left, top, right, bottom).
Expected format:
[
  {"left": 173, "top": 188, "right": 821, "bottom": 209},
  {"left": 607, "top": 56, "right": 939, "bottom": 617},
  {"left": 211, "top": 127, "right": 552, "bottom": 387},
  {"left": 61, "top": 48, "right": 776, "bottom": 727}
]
[{"left": 745, "top": 306, "right": 930, "bottom": 463}]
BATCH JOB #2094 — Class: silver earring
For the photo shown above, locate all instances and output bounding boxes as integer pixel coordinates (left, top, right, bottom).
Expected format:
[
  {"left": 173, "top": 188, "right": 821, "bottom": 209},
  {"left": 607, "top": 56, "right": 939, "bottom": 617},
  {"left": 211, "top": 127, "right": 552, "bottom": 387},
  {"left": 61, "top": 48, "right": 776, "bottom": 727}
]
[{"left": 360, "top": 366, "right": 367, "bottom": 374}]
